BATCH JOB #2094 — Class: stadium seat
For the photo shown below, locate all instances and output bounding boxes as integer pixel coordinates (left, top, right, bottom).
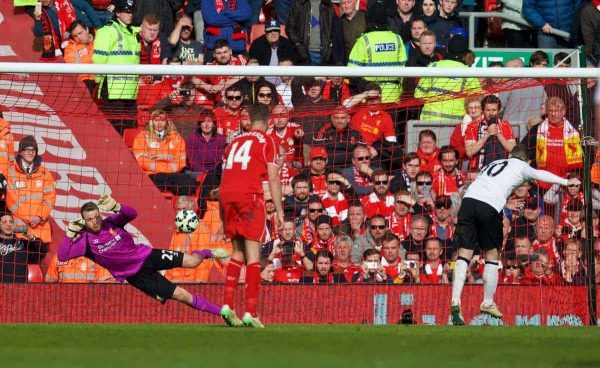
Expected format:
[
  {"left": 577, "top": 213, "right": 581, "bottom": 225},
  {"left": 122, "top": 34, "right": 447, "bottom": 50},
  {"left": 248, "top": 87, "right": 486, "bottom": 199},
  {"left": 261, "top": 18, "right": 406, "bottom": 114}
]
[
  {"left": 27, "top": 264, "right": 43, "bottom": 283},
  {"left": 137, "top": 105, "right": 151, "bottom": 128},
  {"left": 123, "top": 128, "right": 141, "bottom": 149}
]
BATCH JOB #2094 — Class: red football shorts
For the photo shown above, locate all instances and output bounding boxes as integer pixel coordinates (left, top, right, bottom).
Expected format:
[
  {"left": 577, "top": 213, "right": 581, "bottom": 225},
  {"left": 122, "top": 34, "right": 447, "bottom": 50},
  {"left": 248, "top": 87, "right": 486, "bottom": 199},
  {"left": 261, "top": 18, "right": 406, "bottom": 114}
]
[{"left": 221, "top": 195, "right": 267, "bottom": 242}]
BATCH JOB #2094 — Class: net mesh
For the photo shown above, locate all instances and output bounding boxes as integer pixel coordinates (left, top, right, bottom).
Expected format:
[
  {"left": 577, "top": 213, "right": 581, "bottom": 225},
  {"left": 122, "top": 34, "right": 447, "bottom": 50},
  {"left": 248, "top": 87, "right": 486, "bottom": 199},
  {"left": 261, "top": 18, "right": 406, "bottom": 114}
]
[{"left": 0, "top": 69, "right": 596, "bottom": 325}]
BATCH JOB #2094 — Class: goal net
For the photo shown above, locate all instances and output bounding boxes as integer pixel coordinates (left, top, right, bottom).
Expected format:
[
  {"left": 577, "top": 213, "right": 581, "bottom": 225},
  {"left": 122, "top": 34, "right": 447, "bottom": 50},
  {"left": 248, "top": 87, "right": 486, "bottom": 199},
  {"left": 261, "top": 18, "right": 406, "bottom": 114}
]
[{"left": 0, "top": 63, "right": 596, "bottom": 326}]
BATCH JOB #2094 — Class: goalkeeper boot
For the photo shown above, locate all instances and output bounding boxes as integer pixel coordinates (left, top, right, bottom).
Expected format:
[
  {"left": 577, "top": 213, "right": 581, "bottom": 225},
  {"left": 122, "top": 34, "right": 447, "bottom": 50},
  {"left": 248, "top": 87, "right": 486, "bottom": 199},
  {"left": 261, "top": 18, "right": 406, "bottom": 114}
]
[
  {"left": 242, "top": 312, "right": 265, "bottom": 328},
  {"left": 220, "top": 305, "right": 243, "bottom": 327},
  {"left": 480, "top": 302, "right": 503, "bottom": 319},
  {"left": 450, "top": 302, "right": 465, "bottom": 326}
]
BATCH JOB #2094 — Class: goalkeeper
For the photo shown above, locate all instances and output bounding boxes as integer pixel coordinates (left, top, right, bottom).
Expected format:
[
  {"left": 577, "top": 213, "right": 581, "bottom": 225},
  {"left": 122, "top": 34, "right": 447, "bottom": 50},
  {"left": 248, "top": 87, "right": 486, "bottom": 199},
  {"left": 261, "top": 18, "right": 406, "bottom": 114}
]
[{"left": 58, "top": 195, "right": 231, "bottom": 319}]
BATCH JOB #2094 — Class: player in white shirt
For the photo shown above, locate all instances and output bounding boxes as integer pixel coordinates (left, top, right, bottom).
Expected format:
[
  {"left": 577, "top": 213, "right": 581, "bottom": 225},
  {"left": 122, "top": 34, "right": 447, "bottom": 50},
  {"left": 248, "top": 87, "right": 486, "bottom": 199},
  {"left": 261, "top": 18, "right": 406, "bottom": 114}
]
[{"left": 450, "top": 143, "right": 581, "bottom": 325}]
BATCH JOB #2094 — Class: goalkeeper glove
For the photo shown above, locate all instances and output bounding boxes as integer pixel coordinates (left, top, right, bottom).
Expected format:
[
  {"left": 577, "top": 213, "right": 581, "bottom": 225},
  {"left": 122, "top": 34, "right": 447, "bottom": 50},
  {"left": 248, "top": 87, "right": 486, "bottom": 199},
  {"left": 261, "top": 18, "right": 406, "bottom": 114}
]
[
  {"left": 98, "top": 194, "right": 121, "bottom": 212},
  {"left": 66, "top": 219, "right": 85, "bottom": 238}
]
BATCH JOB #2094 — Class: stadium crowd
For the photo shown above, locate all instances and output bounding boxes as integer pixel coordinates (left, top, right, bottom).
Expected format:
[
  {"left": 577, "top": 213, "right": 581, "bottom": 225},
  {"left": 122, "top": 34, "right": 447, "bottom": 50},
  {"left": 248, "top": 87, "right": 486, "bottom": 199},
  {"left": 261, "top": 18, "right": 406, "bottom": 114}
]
[{"left": 1, "top": 0, "right": 599, "bottom": 287}]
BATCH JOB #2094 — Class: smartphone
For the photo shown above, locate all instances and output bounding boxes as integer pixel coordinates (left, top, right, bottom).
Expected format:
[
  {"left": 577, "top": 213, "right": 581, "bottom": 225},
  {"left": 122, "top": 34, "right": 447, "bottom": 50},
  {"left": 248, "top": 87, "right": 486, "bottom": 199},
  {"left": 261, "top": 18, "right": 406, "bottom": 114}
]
[
  {"left": 12, "top": 225, "right": 28, "bottom": 234},
  {"left": 423, "top": 184, "right": 431, "bottom": 198}
]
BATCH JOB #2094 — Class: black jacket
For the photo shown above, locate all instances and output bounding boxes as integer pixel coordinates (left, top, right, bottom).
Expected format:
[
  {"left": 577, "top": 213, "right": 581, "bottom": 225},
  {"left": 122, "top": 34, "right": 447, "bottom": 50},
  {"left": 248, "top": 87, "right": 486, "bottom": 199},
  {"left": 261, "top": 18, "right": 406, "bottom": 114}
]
[
  {"left": 286, "top": 0, "right": 336, "bottom": 65},
  {"left": 249, "top": 34, "right": 297, "bottom": 65}
]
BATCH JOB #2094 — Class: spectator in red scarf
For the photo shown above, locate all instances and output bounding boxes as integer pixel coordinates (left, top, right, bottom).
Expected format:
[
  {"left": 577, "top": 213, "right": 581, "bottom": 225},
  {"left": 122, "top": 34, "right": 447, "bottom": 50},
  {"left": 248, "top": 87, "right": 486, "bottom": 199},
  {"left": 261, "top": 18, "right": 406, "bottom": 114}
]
[
  {"left": 138, "top": 13, "right": 172, "bottom": 65},
  {"left": 341, "top": 144, "right": 376, "bottom": 198},
  {"left": 559, "top": 238, "right": 585, "bottom": 285},
  {"left": 309, "top": 215, "right": 336, "bottom": 260},
  {"left": 381, "top": 232, "right": 407, "bottom": 283},
  {"left": 332, "top": 235, "right": 362, "bottom": 282},
  {"left": 420, "top": 237, "right": 448, "bottom": 284},
  {"left": 387, "top": 191, "right": 414, "bottom": 241},
  {"left": 432, "top": 145, "right": 464, "bottom": 196},
  {"left": 301, "top": 250, "right": 347, "bottom": 284},
  {"left": 521, "top": 249, "right": 562, "bottom": 285},
  {"left": 416, "top": 129, "right": 441, "bottom": 173}
]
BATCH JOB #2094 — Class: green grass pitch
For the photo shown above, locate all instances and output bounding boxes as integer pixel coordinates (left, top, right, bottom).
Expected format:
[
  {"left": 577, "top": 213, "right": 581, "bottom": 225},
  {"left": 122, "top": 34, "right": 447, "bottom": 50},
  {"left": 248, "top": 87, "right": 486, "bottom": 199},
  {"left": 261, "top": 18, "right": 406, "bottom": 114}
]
[{"left": 1, "top": 324, "right": 600, "bottom": 367}]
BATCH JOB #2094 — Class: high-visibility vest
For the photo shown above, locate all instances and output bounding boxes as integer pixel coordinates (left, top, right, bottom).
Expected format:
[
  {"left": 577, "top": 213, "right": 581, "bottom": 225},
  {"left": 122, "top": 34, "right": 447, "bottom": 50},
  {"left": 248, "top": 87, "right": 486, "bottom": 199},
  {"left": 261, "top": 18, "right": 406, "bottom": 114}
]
[
  {"left": 0, "top": 119, "right": 14, "bottom": 168},
  {"left": 93, "top": 20, "right": 141, "bottom": 100},
  {"left": 45, "top": 255, "right": 114, "bottom": 283},
  {"left": 348, "top": 30, "right": 407, "bottom": 103},
  {"left": 132, "top": 130, "right": 187, "bottom": 174},
  {"left": 415, "top": 59, "right": 483, "bottom": 122}
]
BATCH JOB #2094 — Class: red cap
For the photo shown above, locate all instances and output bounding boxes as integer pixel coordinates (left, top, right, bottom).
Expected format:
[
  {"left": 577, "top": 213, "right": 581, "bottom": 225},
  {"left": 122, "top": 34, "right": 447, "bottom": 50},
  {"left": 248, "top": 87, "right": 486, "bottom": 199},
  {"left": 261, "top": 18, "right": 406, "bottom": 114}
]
[{"left": 309, "top": 146, "right": 328, "bottom": 159}]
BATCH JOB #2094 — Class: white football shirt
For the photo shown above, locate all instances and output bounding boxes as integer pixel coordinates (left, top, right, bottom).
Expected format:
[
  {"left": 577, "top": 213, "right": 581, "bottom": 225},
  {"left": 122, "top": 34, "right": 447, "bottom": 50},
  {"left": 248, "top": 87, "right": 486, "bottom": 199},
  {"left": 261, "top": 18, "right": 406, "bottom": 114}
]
[{"left": 464, "top": 158, "right": 568, "bottom": 212}]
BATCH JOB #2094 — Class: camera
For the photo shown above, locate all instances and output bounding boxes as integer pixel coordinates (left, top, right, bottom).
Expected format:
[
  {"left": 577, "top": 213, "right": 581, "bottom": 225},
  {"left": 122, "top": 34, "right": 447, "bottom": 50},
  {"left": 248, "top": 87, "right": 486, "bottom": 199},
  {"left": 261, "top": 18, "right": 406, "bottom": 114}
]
[
  {"left": 365, "top": 261, "right": 378, "bottom": 271},
  {"left": 281, "top": 241, "right": 294, "bottom": 255},
  {"left": 179, "top": 89, "right": 192, "bottom": 97},
  {"left": 404, "top": 260, "right": 417, "bottom": 269}
]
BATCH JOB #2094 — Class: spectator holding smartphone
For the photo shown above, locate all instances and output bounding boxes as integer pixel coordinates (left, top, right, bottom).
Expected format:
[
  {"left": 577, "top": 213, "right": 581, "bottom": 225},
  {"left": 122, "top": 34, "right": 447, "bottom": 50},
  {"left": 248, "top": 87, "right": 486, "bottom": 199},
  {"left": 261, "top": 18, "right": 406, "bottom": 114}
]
[{"left": 0, "top": 209, "right": 44, "bottom": 282}]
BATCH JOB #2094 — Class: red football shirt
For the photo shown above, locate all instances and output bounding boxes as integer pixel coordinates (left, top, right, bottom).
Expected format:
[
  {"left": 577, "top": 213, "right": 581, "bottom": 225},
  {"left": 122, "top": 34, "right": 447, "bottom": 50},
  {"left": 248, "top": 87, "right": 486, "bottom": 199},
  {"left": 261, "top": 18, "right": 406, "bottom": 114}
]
[
  {"left": 220, "top": 130, "right": 279, "bottom": 200},
  {"left": 350, "top": 108, "right": 395, "bottom": 146},
  {"left": 266, "top": 123, "right": 303, "bottom": 164},
  {"left": 214, "top": 107, "right": 241, "bottom": 139}
]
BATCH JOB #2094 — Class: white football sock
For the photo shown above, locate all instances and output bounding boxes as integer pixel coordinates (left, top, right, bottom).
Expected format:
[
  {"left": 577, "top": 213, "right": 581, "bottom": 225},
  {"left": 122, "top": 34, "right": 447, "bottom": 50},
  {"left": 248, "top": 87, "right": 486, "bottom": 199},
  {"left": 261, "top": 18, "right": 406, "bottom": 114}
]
[
  {"left": 451, "top": 258, "right": 469, "bottom": 304},
  {"left": 483, "top": 261, "right": 499, "bottom": 306}
]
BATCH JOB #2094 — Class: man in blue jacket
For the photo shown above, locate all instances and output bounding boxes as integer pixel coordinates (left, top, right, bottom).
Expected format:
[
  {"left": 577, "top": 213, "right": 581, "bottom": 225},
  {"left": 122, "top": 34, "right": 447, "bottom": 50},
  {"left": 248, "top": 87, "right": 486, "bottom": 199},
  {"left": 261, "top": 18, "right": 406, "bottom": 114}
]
[
  {"left": 201, "top": 0, "right": 250, "bottom": 59},
  {"left": 523, "top": 0, "right": 585, "bottom": 48}
]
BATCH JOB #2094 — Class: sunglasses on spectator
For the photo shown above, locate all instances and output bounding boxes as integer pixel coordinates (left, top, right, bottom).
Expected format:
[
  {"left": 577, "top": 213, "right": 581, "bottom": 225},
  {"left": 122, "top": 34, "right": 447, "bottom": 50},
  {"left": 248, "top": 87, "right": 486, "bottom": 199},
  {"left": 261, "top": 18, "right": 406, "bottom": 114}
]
[
  {"left": 417, "top": 181, "right": 432, "bottom": 186},
  {"left": 568, "top": 184, "right": 581, "bottom": 188},
  {"left": 370, "top": 225, "right": 386, "bottom": 230},
  {"left": 355, "top": 156, "right": 370, "bottom": 161},
  {"left": 258, "top": 93, "right": 273, "bottom": 98},
  {"left": 374, "top": 180, "right": 388, "bottom": 185},
  {"left": 308, "top": 208, "right": 322, "bottom": 213},
  {"left": 266, "top": 29, "right": 280, "bottom": 33},
  {"left": 505, "top": 265, "right": 518, "bottom": 270},
  {"left": 226, "top": 95, "right": 242, "bottom": 101},
  {"left": 366, "top": 96, "right": 381, "bottom": 102},
  {"left": 328, "top": 181, "right": 343, "bottom": 186},
  {"left": 435, "top": 203, "right": 450, "bottom": 209}
]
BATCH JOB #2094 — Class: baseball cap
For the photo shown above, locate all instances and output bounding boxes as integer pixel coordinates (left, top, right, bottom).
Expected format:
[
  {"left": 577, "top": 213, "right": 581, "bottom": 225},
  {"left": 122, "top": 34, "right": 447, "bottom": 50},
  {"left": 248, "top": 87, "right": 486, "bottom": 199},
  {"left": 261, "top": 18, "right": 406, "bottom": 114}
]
[
  {"left": 309, "top": 146, "right": 328, "bottom": 159},
  {"left": 265, "top": 19, "right": 280, "bottom": 32},
  {"left": 396, "top": 193, "right": 415, "bottom": 207}
]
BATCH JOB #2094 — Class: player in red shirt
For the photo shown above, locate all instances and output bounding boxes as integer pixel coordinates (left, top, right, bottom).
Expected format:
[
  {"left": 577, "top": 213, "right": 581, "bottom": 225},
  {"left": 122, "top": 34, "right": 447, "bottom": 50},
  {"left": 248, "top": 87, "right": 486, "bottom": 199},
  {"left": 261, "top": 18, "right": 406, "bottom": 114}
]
[{"left": 219, "top": 104, "right": 284, "bottom": 328}]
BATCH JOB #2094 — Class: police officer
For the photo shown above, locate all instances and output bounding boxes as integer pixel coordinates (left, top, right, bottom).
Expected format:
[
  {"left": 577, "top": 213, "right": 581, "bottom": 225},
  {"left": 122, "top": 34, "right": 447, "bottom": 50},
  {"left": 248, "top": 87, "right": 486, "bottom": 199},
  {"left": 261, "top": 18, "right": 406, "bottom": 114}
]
[
  {"left": 93, "top": 0, "right": 141, "bottom": 135},
  {"left": 347, "top": 0, "right": 407, "bottom": 103}
]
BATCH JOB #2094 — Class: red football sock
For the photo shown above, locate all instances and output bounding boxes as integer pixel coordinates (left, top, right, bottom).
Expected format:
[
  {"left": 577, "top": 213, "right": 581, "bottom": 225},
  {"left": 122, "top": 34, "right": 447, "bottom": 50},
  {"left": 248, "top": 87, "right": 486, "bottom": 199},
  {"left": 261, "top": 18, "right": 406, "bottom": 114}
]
[
  {"left": 245, "top": 262, "right": 261, "bottom": 316},
  {"left": 224, "top": 258, "right": 243, "bottom": 307}
]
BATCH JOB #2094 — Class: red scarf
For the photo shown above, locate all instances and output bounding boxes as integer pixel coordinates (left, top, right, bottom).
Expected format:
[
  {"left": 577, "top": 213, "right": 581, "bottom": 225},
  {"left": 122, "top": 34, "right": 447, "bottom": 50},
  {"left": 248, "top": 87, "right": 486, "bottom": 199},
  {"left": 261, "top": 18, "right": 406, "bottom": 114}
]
[
  {"left": 140, "top": 38, "right": 163, "bottom": 65},
  {"left": 417, "top": 147, "right": 441, "bottom": 173},
  {"left": 310, "top": 235, "right": 336, "bottom": 255},
  {"left": 40, "top": 0, "right": 77, "bottom": 61},
  {"left": 312, "top": 272, "right": 334, "bottom": 284},
  {"left": 299, "top": 217, "right": 316, "bottom": 244},
  {"left": 388, "top": 212, "right": 411, "bottom": 241}
]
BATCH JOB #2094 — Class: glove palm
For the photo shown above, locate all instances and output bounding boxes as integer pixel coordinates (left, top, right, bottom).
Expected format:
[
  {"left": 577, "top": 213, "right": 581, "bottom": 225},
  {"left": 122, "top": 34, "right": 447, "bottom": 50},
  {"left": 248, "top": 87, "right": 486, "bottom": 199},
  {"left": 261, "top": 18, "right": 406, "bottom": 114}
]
[
  {"left": 98, "top": 194, "right": 121, "bottom": 212},
  {"left": 66, "top": 219, "right": 85, "bottom": 238}
]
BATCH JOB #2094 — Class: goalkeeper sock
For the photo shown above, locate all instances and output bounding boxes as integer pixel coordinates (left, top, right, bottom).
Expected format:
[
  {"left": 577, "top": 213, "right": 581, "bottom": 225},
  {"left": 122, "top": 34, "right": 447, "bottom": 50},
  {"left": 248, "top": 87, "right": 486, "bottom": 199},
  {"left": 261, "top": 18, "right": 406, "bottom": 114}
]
[
  {"left": 483, "top": 260, "right": 499, "bottom": 306},
  {"left": 191, "top": 294, "right": 221, "bottom": 315},
  {"left": 192, "top": 249, "right": 213, "bottom": 260},
  {"left": 451, "top": 257, "right": 469, "bottom": 304},
  {"left": 224, "top": 258, "right": 243, "bottom": 307},
  {"left": 245, "top": 262, "right": 261, "bottom": 317}
]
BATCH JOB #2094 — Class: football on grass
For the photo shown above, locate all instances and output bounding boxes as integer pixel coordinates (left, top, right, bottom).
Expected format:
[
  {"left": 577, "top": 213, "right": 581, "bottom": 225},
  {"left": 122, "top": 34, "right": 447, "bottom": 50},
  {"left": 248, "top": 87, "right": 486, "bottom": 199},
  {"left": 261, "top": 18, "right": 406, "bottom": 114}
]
[{"left": 174, "top": 210, "right": 199, "bottom": 233}]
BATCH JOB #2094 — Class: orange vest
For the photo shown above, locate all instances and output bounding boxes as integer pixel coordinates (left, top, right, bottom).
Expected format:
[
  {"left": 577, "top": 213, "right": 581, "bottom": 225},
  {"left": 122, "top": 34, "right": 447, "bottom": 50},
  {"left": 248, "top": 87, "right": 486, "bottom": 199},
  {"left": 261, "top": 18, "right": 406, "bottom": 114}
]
[
  {"left": 45, "top": 254, "right": 114, "bottom": 283},
  {"left": 63, "top": 39, "right": 95, "bottom": 81},
  {"left": 0, "top": 119, "right": 14, "bottom": 168},
  {"left": 132, "top": 130, "right": 187, "bottom": 174},
  {"left": 2, "top": 160, "right": 56, "bottom": 243}
]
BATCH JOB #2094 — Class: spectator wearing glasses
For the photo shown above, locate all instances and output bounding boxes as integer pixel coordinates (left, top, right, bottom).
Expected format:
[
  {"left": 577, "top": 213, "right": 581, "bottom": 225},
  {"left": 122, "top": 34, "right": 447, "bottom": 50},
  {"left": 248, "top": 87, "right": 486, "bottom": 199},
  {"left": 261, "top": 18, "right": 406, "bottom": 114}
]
[
  {"left": 502, "top": 256, "right": 521, "bottom": 284},
  {"left": 169, "top": 14, "right": 204, "bottom": 65},
  {"left": 450, "top": 97, "right": 482, "bottom": 163},
  {"left": 556, "top": 199, "right": 584, "bottom": 242},
  {"left": 249, "top": 19, "right": 296, "bottom": 66},
  {"left": 231, "top": 59, "right": 278, "bottom": 107},
  {"left": 295, "top": 196, "right": 325, "bottom": 244},
  {"left": 332, "top": 235, "right": 362, "bottom": 282},
  {"left": 361, "top": 169, "right": 394, "bottom": 218},
  {"left": 388, "top": 191, "right": 415, "bottom": 241},
  {"left": 346, "top": 83, "right": 397, "bottom": 147},
  {"left": 321, "top": 172, "right": 356, "bottom": 226},
  {"left": 513, "top": 196, "right": 541, "bottom": 240},
  {"left": 351, "top": 214, "right": 388, "bottom": 264},
  {"left": 400, "top": 215, "right": 430, "bottom": 255},
  {"left": 430, "top": 195, "right": 454, "bottom": 246},
  {"left": 544, "top": 172, "right": 599, "bottom": 223},
  {"left": 215, "top": 85, "right": 243, "bottom": 141},
  {"left": 342, "top": 144, "right": 376, "bottom": 198},
  {"left": 313, "top": 106, "right": 363, "bottom": 169},
  {"left": 267, "top": 105, "right": 304, "bottom": 167},
  {"left": 300, "top": 147, "right": 330, "bottom": 197},
  {"left": 432, "top": 145, "right": 464, "bottom": 197},
  {"left": 415, "top": 170, "right": 435, "bottom": 213}
]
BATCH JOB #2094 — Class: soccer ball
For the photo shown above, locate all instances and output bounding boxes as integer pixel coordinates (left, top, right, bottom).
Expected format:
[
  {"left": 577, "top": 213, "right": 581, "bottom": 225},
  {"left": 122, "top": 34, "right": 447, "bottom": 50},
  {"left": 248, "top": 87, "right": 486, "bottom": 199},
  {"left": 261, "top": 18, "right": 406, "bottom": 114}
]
[{"left": 174, "top": 210, "right": 199, "bottom": 233}]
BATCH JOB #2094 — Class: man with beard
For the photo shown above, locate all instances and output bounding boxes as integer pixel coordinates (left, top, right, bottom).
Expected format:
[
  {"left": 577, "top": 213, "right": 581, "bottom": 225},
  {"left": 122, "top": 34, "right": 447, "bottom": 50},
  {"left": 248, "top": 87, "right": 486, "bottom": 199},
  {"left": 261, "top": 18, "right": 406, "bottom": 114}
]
[
  {"left": 283, "top": 174, "right": 313, "bottom": 219},
  {"left": 361, "top": 169, "right": 395, "bottom": 218},
  {"left": 351, "top": 214, "right": 388, "bottom": 264},
  {"left": 432, "top": 146, "right": 465, "bottom": 197}
]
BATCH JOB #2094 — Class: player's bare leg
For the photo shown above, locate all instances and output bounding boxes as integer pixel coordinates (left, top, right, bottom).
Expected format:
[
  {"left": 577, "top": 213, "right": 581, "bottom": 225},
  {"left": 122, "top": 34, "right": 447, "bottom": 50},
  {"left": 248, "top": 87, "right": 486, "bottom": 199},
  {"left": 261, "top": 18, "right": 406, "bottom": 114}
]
[
  {"left": 480, "top": 248, "right": 502, "bottom": 318},
  {"left": 222, "top": 236, "right": 245, "bottom": 327},
  {"left": 171, "top": 286, "right": 222, "bottom": 315},
  {"left": 183, "top": 249, "right": 231, "bottom": 268},
  {"left": 241, "top": 238, "right": 264, "bottom": 328},
  {"left": 450, "top": 248, "right": 474, "bottom": 325}
]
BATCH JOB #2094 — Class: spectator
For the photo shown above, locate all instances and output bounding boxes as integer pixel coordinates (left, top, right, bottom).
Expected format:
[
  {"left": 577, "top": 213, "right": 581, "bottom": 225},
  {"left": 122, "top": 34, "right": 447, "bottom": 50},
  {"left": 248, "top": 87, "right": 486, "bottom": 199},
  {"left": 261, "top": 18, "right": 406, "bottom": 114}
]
[
  {"left": 430, "top": 195, "right": 454, "bottom": 246},
  {"left": 503, "top": 180, "right": 532, "bottom": 221},
  {"left": 249, "top": 19, "right": 296, "bottom": 66},
  {"left": 313, "top": 106, "right": 362, "bottom": 169},
  {"left": 138, "top": 13, "right": 172, "bottom": 65},
  {"left": 360, "top": 248, "right": 391, "bottom": 283},
  {"left": 2, "top": 136, "right": 55, "bottom": 251},
  {"left": 403, "top": 30, "right": 444, "bottom": 98},
  {"left": 418, "top": 0, "right": 439, "bottom": 27},
  {"left": 192, "top": 39, "right": 247, "bottom": 103},
  {"left": 464, "top": 94, "right": 516, "bottom": 170},
  {"left": 231, "top": 59, "right": 278, "bottom": 107},
  {"left": 93, "top": 0, "right": 140, "bottom": 135},
  {"left": 512, "top": 196, "right": 541, "bottom": 240},
  {"left": 45, "top": 254, "right": 114, "bottom": 283},
  {"left": 275, "top": 59, "right": 295, "bottom": 108},
  {"left": 152, "top": 80, "right": 209, "bottom": 138},
  {"left": 420, "top": 237, "right": 448, "bottom": 283},
  {"left": 283, "top": 174, "right": 312, "bottom": 219},
  {"left": 514, "top": 234, "right": 532, "bottom": 257},
  {"left": 544, "top": 172, "right": 598, "bottom": 223},
  {"left": 0, "top": 210, "right": 45, "bottom": 282},
  {"left": 501, "top": 0, "right": 535, "bottom": 48},
  {"left": 432, "top": 146, "right": 464, "bottom": 196},
  {"left": 544, "top": 53, "right": 581, "bottom": 128},
  {"left": 299, "top": 147, "right": 329, "bottom": 197},
  {"left": 400, "top": 214, "right": 429, "bottom": 254},
  {"left": 214, "top": 85, "right": 243, "bottom": 141},
  {"left": 32, "top": 0, "right": 102, "bottom": 61},
  {"left": 322, "top": 76, "right": 351, "bottom": 105},
  {"left": 404, "top": 18, "right": 427, "bottom": 61},
  {"left": 415, "top": 170, "right": 435, "bottom": 212},
  {"left": 520, "top": 249, "right": 562, "bottom": 284},
  {"left": 428, "top": 0, "right": 461, "bottom": 47},
  {"left": 520, "top": 96, "right": 583, "bottom": 189},
  {"left": 301, "top": 250, "right": 346, "bottom": 283},
  {"left": 559, "top": 238, "right": 585, "bottom": 285},
  {"left": 381, "top": 231, "right": 409, "bottom": 283},
  {"left": 351, "top": 214, "right": 388, "bottom": 264},
  {"left": 387, "top": 0, "right": 416, "bottom": 43},
  {"left": 499, "top": 56, "right": 547, "bottom": 129},
  {"left": 361, "top": 169, "right": 395, "bottom": 218},
  {"left": 169, "top": 13, "right": 204, "bottom": 65},
  {"left": 580, "top": 0, "right": 600, "bottom": 65},
  {"left": 63, "top": 20, "right": 96, "bottom": 94},
  {"left": 416, "top": 129, "right": 441, "bottom": 173},
  {"left": 266, "top": 219, "right": 313, "bottom": 269},
  {"left": 185, "top": 111, "right": 227, "bottom": 179},
  {"left": 532, "top": 215, "right": 561, "bottom": 264},
  {"left": 321, "top": 172, "right": 354, "bottom": 225},
  {"left": 0, "top": 114, "right": 14, "bottom": 169},
  {"left": 286, "top": 0, "right": 336, "bottom": 65},
  {"left": 348, "top": 83, "right": 397, "bottom": 147},
  {"left": 387, "top": 191, "right": 415, "bottom": 241},
  {"left": 339, "top": 0, "right": 367, "bottom": 62},
  {"left": 348, "top": 0, "right": 406, "bottom": 103},
  {"left": 502, "top": 256, "right": 521, "bottom": 284},
  {"left": 404, "top": 250, "right": 423, "bottom": 283},
  {"left": 523, "top": 0, "right": 584, "bottom": 48},
  {"left": 201, "top": 0, "right": 250, "bottom": 58},
  {"left": 309, "top": 214, "right": 337, "bottom": 258},
  {"left": 389, "top": 152, "right": 420, "bottom": 194},
  {"left": 260, "top": 260, "right": 276, "bottom": 283},
  {"left": 133, "top": 0, "right": 181, "bottom": 34},
  {"left": 295, "top": 195, "right": 324, "bottom": 244},
  {"left": 342, "top": 144, "right": 376, "bottom": 198},
  {"left": 335, "top": 201, "right": 367, "bottom": 239},
  {"left": 273, "top": 239, "right": 308, "bottom": 283},
  {"left": 267, "top": 105, "right": 303, "bottom": 166},
  {"left": 132, "top": 109, "right": 197, "bottom": 195},
  {"left": 415, "top": 35, "right": 482, "bottom": 122},
  {"left": 450, "top": 97, "right": 482, "bottom": 162},
  {"left": 332, "top": 235, "right": 363, "bottom": 282},
  {"left": 557, "top": 199, "right": 584, "bottom": 242}
]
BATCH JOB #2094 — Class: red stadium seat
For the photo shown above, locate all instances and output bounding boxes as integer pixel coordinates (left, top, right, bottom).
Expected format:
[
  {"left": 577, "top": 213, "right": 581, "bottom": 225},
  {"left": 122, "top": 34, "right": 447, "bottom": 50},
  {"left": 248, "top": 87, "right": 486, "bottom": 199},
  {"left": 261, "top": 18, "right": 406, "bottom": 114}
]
[
  {"left": 27, "top": 264, "right": 43, "bottom": 283},
  {"left": 122, "top": 128, "right": 141, "bottom": 149},
  {"left": 137, "top": 105, "right": 151, "bottom": 128}
]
